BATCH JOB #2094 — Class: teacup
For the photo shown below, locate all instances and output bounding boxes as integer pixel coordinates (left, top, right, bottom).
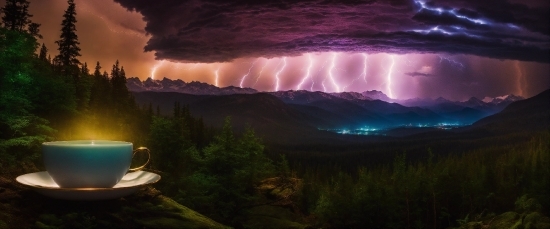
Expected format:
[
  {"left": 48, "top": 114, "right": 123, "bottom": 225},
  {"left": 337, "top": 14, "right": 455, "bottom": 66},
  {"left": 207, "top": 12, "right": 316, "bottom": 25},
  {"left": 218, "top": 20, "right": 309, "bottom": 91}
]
[{"left": 42, "top": 140, "right": 150, "bottom": 188}]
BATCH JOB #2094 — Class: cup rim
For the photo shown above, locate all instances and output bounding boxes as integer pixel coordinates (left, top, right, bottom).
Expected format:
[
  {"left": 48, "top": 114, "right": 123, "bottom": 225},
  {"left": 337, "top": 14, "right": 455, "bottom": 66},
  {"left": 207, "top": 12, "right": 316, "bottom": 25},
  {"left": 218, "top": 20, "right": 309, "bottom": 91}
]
[{"left": 43, "top": 140, "right": 132, "bottom": 147}]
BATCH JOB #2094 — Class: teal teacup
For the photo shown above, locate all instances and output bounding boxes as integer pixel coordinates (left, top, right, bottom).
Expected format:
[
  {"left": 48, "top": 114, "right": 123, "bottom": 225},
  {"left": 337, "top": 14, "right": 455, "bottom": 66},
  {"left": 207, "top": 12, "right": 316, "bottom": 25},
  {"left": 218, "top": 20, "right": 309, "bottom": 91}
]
[{"left": 42, "top": 140, "right": 150, "bottom": 188}]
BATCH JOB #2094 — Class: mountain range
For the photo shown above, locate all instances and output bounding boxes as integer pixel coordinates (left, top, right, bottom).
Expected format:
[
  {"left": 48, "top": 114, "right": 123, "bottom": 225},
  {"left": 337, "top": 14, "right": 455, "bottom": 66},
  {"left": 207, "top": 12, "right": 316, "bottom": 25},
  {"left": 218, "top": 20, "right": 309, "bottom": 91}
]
[
  {"left": 128, "top": 77, "right": 524, "bottom": 129},
  {"left": 127, "top": 77, "right": 257, "bottom": 95}
]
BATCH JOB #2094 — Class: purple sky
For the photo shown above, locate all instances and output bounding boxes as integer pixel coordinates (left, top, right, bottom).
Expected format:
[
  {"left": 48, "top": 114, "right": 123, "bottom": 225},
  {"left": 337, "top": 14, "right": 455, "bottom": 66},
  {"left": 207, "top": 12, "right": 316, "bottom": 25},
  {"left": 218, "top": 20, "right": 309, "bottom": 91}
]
[{"left": 26, "top": 0, "right": 550, "bottom": 100}]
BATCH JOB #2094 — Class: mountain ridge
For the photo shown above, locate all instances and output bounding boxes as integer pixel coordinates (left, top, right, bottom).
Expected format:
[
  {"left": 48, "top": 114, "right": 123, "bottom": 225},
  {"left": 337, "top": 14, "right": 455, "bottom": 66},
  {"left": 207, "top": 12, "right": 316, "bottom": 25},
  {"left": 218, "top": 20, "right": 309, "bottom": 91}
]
[
  {"left": 129, "top": 77, "right": 527, "bottom": 131},
  {"left": 127, "top": 77, "right": 523, "bottom": 106}
]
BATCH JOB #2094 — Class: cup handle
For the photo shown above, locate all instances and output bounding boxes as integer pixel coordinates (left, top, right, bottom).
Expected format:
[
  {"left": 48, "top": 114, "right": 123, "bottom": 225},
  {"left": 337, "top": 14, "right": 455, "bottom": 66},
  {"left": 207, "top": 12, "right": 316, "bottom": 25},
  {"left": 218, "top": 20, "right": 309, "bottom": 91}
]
[{"left": 129, "top": 147, "right": 151, "bottom": 172}]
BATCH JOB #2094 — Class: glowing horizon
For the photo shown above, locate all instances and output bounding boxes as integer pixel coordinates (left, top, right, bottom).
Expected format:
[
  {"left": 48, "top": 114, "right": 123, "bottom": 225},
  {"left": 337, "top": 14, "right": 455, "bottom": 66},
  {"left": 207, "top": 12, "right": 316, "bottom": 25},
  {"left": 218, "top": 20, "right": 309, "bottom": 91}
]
[{"left": 144, "top": 52, "right": 548, "bottom": 101}]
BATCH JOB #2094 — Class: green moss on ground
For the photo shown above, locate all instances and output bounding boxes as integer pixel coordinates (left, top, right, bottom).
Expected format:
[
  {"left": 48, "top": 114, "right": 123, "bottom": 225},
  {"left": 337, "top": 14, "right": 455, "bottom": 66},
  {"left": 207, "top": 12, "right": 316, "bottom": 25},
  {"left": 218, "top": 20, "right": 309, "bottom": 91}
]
[{"left": 131, "top": 196, "right": 230, "bottom": 229}]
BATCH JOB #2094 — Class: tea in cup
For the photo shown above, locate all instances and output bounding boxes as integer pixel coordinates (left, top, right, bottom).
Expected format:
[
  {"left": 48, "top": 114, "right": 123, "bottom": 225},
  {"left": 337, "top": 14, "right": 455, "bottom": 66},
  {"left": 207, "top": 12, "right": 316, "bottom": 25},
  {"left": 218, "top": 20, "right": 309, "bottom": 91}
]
[{"left": 42, "top": 140, "right": 150, "bottom": 188}]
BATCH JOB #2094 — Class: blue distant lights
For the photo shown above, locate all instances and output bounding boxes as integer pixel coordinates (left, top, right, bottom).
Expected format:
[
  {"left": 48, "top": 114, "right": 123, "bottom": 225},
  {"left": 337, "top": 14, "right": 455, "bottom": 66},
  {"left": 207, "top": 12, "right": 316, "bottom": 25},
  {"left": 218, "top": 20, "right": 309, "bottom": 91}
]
[
  {"left": 319, "top": 127, "right": 383, "bottom": 136},
  {"left": 323, "top": 123, "right": 466, "bottom": 136}
]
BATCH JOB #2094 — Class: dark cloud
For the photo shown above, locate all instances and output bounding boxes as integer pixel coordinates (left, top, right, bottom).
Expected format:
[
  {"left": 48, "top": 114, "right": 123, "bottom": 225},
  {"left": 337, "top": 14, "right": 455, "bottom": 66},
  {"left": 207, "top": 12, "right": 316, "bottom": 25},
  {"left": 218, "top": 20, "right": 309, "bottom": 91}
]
[
  {"left": 406, "top": 72, "right": 434, "bottom": 77},
  {"left": 114, "top": 0, "right": 549, "bottom": 63}
]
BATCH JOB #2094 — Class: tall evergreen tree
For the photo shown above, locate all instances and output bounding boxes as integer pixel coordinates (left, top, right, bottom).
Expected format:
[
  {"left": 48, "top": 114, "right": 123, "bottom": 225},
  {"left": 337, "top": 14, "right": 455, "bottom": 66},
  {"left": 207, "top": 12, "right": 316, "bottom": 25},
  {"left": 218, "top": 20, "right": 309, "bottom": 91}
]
[
  {"left": 1, "top": 0, "right": 41, "bottom": 39},
  {"left": 27, "top": 21, "right": 40, "bottom": 38},
  {"left": 55, "top": 0, "right": 81, "bottom": 70},
  {"left": 81, "top": 62, "right": 89, "bottom": 75},
  {"left": 38, "top": 43, "right": 47, "bottom": 61},
  {"left": 89, "top": 61, "right": 111, "bottom": 112},
  {"left": 93, "top": 61, "right": 101, "bottom": 77},
  {"left": 1, "top": 0, "right": 31, "bottom": 31},
  {"left": 110, "top": 61, "right": 130, "bottom": 102}
]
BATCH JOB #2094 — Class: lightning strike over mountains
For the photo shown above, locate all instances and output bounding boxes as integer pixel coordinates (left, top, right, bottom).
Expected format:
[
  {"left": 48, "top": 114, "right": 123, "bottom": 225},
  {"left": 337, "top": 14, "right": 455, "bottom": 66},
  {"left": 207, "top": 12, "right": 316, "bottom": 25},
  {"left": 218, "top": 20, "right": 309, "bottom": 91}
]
[
  {"left": 274, "top": 57, "right": 287, "bottom": 92},
  {"left": 150, "top": 61, "right": 165, "bottom": 80},
  {"left": 240, "top": 60, "right": 257, "bottom": 88},
  {"left": 386, "top": 55, "right": 396, "bottom": 99},
  {"left": 253, "top": 60, "right": 269, "bottom": 87},
  {"left": 214, "top": 68, "right": 220, "bottom": 87},
  {"left": 362, "top": 53, "right": 368, "bottom": 85},
  {"left": 296, "top": 54, "right": 313, "bottom": 90},
  {"left": 328, "top": 53, "right": 341, "bottom": 93},
  {"left": 514, "top": 61, "right": 527, "bottom": 97}
]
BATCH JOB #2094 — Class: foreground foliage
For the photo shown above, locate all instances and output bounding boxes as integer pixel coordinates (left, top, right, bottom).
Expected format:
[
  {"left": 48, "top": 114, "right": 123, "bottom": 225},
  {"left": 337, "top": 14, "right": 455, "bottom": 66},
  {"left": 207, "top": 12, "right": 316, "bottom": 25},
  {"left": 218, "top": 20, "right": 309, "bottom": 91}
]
[
  {"left": 304, "top": 131, "right": 549, "bottom": 228},
  {"left": 149, "top": 116, "right": 275, "bottom": 223}
]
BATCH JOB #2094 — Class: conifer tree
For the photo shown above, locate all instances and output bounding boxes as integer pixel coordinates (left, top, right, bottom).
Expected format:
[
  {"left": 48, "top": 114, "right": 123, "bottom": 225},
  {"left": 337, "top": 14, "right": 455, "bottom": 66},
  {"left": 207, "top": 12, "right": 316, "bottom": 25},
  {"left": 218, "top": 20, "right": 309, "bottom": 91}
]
[
  {"left": 102, "top": 71, "right": 109, "bottom": 81},
  {"left": 55, "top": 0, "right": 81, "bottom": 70},
  {"left": 38, "top": 43, "right": 47, "bottom": 61},
  {"left": 27, "top": 21, "right": 40, "bottom": 38},
  {"left": 81, "top": 62, "right": 89, "bottom": 75},
  {"left": 90, "top": 62, "right": 110, "bottom": 112},
  {"left": 93, "top": 61, "right": 101, "bottom": 77},
  {"left": 1, "top": 0, "right": 41, "bottom": 39},
  {"left": 110, "top": 60, "right": 131, "bottom": 107},
  {"left": 1, "top": 0, "right": 30, "bottom": 31}
]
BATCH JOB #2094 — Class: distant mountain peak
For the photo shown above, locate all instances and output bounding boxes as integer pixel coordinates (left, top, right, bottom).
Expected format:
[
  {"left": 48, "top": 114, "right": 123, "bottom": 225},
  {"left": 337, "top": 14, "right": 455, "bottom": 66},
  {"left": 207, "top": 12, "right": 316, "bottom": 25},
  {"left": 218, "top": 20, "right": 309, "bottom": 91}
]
[
  {"left": 434, "top": 97, "right": 450, "bottom": 103},
  {"left": 361, "top": 90, "right": 391, "bottom": 102},
  {"left": 481, "top": 94, "right": 525, "bottom": 104},
  {"left": 466, "top": 97, "right": 482, "bottom": 102},
  {"left": 330, "top": 91, "right": 372, "bottom": 101},
  {"left": 126, "top": 77, "right": 258, "bottom": 95}
]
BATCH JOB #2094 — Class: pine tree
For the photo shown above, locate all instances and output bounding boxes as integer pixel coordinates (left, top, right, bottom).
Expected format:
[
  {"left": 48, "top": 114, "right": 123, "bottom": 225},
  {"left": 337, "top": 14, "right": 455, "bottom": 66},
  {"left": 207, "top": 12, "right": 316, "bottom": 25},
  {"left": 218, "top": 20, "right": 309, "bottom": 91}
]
[
  {"left": 102, "top": 71, "right": 109, "bottom": 81},
  {"left": 110, "top": 60, "right": 120, "bottom": 79},
  {"left": 93, "top": 61, "right": 101, "bottom": 77},
  {"left": 89, "top": 62, "right": 111, "bottom": 112},
  {"left": 1, "top": 0, "right": 30, "bottom": 31},
  {"left": 27, "top": 21, "right": 40, "bottom": 38},
  {"left": 1, "top": 0, "right": 41, "bottom": 38},
  {"left": 38, "top": 43, "right": 48, "bottom": 61},
  {"left": 110, "top": 60, "right": 130, "bottom": 106},
  {"left": 81, "top": 62, "right": 89, "bottom": 75},
  {"left": 55, "top": 0, "right": 81, "bottom": 70}
]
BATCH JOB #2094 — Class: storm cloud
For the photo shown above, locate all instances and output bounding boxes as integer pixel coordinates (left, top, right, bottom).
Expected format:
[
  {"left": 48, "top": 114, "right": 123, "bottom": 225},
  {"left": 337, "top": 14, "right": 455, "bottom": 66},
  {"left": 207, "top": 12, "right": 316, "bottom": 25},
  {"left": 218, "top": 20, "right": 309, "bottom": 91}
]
[
  {"left": 113, "top": 0, "right": 550, "bottom": 63},
  {"left": 406, "top": 72, "right": 434, "bottom": 77}
]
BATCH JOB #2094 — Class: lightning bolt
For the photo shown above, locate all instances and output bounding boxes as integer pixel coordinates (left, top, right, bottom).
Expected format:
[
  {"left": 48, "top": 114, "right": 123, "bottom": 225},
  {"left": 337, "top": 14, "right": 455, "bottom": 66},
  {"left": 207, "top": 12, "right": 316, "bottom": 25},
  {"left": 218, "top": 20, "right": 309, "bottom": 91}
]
[
  {"left": 414, "top": 0, "right": 486, "bottom": 25},
  {"left": 296, "top": 54, "right": 313, "bottom": 90},
  {"left": 214, "top": 67, "right": 220, "bottom": 87},
  {"left": 386, "top": 55, "right": 395, "bottom": 98},
  {"left": 343, "top": 53, "right": 368, "bottom": 91},
  {"left": 438, "top": 56, "right": 464, "bottom": 69},
  {"left": 253, "top": 60, "right": 269, "bottom": 87},
  {"left": 362, "top": 53, "right": 368, "bottom": 85},
  {"left": 240, "top": 60, "right": 257, "bottom": 88},
  {"left": 328, "top": 53, "right": 341, "bottom": 92},
  {"left": 150, "top": 61, "right": 165, "bottom": 80},
  {"left": 514, "top": 61, "right": 526, "bottom": 97},
  {"left": 313, "top": 59, "right": 329, "bottom": 91},
  {"left": 274, "top": 57, "right": 287, "bottom": 91}
]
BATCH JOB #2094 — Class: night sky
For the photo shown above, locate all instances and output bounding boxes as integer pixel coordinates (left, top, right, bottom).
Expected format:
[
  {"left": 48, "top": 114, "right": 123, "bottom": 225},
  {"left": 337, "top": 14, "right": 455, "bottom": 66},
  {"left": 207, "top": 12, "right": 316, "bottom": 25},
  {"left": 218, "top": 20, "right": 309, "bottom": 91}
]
[{"left": 26, "top": 0, "right": 550, "bottom": 100}]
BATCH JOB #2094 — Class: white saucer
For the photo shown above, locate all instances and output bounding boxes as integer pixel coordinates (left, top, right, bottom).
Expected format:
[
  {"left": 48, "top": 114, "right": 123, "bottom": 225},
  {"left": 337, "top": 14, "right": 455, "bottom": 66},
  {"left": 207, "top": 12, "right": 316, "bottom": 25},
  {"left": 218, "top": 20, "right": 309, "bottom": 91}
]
[{"left": 16, "top": 171, "right": 161, "bottom": 200}]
